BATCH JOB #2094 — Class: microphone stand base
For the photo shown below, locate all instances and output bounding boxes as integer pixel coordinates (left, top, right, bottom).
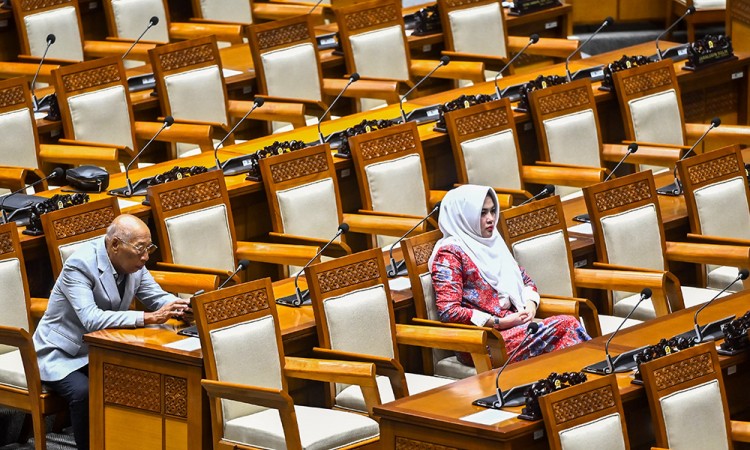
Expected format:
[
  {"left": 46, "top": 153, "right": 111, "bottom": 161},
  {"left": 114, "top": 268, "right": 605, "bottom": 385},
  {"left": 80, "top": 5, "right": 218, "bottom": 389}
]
[
  {"left": 472, "top": 382, "right": 533, "bottom": 409},
  {"left": 656, "top": 182, "right": 681, "bottom": 196},
  {"left": 386, "top": 259, "right": 408, "bottom": 278},
  {"left": 177, "top": 324, "right": 199, "bottom": 338},
  {"left": 582, "top": 345, "right": 649, "bottom": 374},
  {"left": 109, "top": 177, "right": 154, "bottom": 197},
  {"left": 276, "top": 289, "right": 311, "bottom": 307},
  {"left": 671, "top": 315, "right": 735, "bottom": 344},
  {"left": 572, "top": 213, "right": 590, "bottom": 223}
]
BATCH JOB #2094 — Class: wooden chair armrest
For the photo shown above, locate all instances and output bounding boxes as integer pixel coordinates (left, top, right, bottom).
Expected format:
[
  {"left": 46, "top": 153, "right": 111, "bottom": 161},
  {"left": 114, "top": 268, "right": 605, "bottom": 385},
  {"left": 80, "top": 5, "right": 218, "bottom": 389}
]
[
  {"left": 686, "top": 123, "right": 750, "bottom": 147},
  {"left": 38, "top": 144, "right": 121, "bottom": 173},
  {"left": 0, "top": 166, "right": 45, "bottom": 192},
  {"left": 252, "top": 2, "right": 324, "bottom": 21},
  {"left": 429, "top": 190, "right": 447, "bottom": 208},
  {"left": 591, "top": 261, "right": 664, "bottom": 273},
  {"left": 235, "top": 240, "right": 320, "bottom": 267},
  {"left": 83, "top": 40, "right": 154, "bottom": 62},
  {"left": 267, "top": 231, "right": 352, "bottom": 257},
  {"left": 508, "top": 35, "right": 579, "bottom": 59},
  {"left": 621, "top": 140, "right": 691, "bottom": 150},
  {"left": 522, "top": 164, "right": 605, "bottom": 187},
  {"left": 30, "top": 298, "right": 48, "bottom": 322},
  {"left": 411, "top": 59, "right": 485, "bottom": 83},
  {"left": 249, "top": 95, "right": 325, "bottom": 112},
  {"left": 17, "top": 54, "right": 78, "bottom": 65},
  {"left": 228, "top": 99, "right": 306, "bottom": 129},
  {"left": 439, "top": 50, "right": 507, "bottom": 70},
  {"left": 536, "top": 297, "right": 579, "bottom": 317},
  {"left": 312, "top": 347, "right": 407, "bottom": 398},
  {"left": 665, "top": 241, "right": 750, "bottom": 268},
  {"left": 202, "top": 379, "right": 293, "bottom": 411},
  {"left": 486, "top": 187, "right": 530, "bottom": 198},
  {"left": 0, "top": 62, "right": 58, "bottom": 83},
  {"left": 395, "top": 323, "right": 492, "bottom": 372},
  {"left": 536, "top": 295, "right": 603, "bottom": 337},
  {"left": 731, "top": 420, "right": 750, "bottom": 443},
  {"left": 56, "top": 138, "right": 131, "bottom": 154},
  {"left": 149, "top": 270, "right": 219, "bottom": 294},
  {"left": 602, "top": 143, "right": 682, "bottom": 167},
  {"left": 168, "top": 22, "right": 244, "bottom": 44},
  {"left": 165, "top": 117, "right": 229, "bottom": 133},
  {"left": 342, "top": 212, "right": 425, "bottom": 237},
  {"left": 154, "top": 262, "right": 233, "bottom": 278},
  {"left": 357, "top": 209, "right": 424, "bottom": 220},
  {"left": 411, "top": 318, "right": 507, "bottom": 367},
  {"left": 687, "top": 233, "right": 750, "bottom": 247},
  {"left": 323, "top": 78, "right": 400, "bottom": 104},
  {"left": 134, "top": 121, "right": 214, "bottom": 153}
]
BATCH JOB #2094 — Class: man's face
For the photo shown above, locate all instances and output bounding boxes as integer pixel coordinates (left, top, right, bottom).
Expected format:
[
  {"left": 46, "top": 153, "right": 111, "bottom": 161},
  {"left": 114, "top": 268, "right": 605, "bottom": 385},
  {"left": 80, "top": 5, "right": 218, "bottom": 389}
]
[{"left": 110, "top": 228, "right": 153, "bottom": 274}]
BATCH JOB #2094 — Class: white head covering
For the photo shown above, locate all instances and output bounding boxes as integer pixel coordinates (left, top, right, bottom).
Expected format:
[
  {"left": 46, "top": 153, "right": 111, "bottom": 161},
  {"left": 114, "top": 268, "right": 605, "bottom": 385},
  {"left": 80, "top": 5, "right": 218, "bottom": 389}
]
[{"left": 429, "top": 185, "right": 526, "bottom": 310}]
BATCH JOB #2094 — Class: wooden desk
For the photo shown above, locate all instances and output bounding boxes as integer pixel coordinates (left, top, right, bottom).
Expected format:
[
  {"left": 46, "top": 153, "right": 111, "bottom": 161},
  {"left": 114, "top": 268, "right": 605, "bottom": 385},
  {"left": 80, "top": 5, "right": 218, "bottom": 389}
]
[{"left": 374, "top": 291, "right": 750, "bottom": 449}]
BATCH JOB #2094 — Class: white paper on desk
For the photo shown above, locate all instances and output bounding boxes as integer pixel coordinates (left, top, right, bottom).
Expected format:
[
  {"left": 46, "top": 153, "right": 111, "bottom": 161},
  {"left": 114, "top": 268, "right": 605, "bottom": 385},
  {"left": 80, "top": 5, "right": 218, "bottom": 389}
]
[
  {"left": 222, "top": 68, "right": 243, "bottom": 78},
  {"left": 117, "top": 199, "right": 141, "bottom": 211},
  {"left": 568, "top": 223, "right": 593, "bottom": 235},
  {"left": 388, "top": 276, "right": 411, "bottom": 291},
  {"left": 460, "top": 408, "right": 517, "bottom": 425},
  {"left": 164, "top": 337, "right": 202, "bottom": 352},
  {"left": 568, "top": 236, "right": 577, "bottom": 242}
]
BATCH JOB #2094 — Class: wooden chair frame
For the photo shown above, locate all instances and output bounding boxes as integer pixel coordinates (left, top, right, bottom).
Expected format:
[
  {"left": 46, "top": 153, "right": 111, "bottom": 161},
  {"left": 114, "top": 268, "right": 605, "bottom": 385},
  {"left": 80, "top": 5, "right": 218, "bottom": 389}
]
[
  {"left": 436, "top": 0, "right": 511, "bottom": 69},
  {"left": 667, "top": 0, "right": 726, "bottom": 42}
]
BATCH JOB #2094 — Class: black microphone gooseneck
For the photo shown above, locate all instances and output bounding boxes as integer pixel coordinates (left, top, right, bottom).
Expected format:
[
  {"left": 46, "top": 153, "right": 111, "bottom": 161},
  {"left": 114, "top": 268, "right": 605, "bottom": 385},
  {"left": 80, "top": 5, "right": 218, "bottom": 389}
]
[
  {"left": 604, "top": 143, "right": 638, "bottom": 182},
  {"left": 604, "top": 288, "right": 652, "bottom": 374},
  {"left": 292, "top": 223, "right": 349, "bottom": 306},
  {"left": 124, "top": 115, "right": 174, "bottom": 196},
  {"left": 565, "top": 17, "right": 614, "bottom": 82},
  {"left": 122, "top": 16, "right": 159, "bottom": 61},
  {"left": 214, "top": 97, "right": 264, "bottom": 170},
  {"left": 519, "top": 185, "right": 554, "bottom": 206},
  {"left": 656, "top": 6, "right": 695, "bottom": 61},
  {"left": 309, "top": 0, "right": 325, "bottom": 14},
  {"left": 693, "top": 268, "right": 749, "bottom": 343},
  {"left": 386, "top": 201, "right": 441, "bottom": 278},
  {"left": 494, "top": 322, "right": 540, "bottom": 407},
  {"left": 217, "top": 259, "right": 250, "bottom": 290},
  {"left": 0, "top": 167, "right": 64, "bottom": 224},
  {"left": 30, "top": 34, "right": 56, "bottom": 111},
  {"left": 317, "top": 73, "right": 359, "bottom": 144},
  {"left": 669, "top": 117, "right": 721, "bottom": 195},
  {"left": 494, "top": 34, "right": 539, "bottom": 99},
  {"left": 400, "top": 56, "right": 450, "bottom": 123}
]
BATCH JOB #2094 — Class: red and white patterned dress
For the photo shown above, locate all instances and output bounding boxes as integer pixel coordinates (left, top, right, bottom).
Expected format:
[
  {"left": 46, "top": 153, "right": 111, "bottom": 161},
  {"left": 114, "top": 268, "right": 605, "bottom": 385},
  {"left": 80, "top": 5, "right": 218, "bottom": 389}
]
[{"left": 431, "top": 244, "right": 590, "bottom": 365}]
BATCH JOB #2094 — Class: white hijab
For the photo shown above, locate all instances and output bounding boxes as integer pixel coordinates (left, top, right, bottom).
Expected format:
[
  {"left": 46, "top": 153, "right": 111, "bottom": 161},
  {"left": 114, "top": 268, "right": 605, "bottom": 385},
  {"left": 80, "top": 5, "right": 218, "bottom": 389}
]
[{"left": 429, "top": 185, "right": 526, "bottom": 310}]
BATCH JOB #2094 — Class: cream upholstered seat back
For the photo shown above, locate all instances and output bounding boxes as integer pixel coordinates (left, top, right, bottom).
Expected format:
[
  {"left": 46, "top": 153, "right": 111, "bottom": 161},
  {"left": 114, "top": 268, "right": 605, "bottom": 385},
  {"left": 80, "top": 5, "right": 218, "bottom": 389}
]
[
  {"left": 694, "top": 177, "right": 750, "bottom": 240},
  {"left": 68, "top": 85, "right": 135, "bottom": 150},
  {"left": 558, "top": 413, "right": 627, "bottom": 450},
  {"left": 460, "top": 129, "right": 521, "bottom": 189},
  {"left": 58, "top": 237, "right": 102, "bottom": 270},
  {"left": 109, "top": 0, "right": 169, "bottom": 43},
  {"left": 24, "top": 7, "right": 84, "bottom": 61},
  {"left": 277, "top": 178, "right": 340, "bottom": 241},
  {"left": 628, "top": 89, "right": 684, "bottom": 146},
  {"left": 600, "top": 204, "right": 665, "bottom": 271},
  {"left": 446, "top": 2, "right": 506, "bottom": 58},
  {"left": 0, "top": 108, "right": 39, "bottom": 170},
  {"left": 0, "top": 257, "right": 29, "bottom": 355},
  {"left": 261, "top": 44, "right": 322, "bottom": 102},
  {"left": 658, "top": 379, "right": 728, "bottom": 450},
  {"left": 197, "top": 0, "right": 253, "bottom": 23},
  {"left": 543, "top": 109, "right": 601, "bottom": 168},
  {"left": 349, "top": 26, "right": 410, "bottom": 82},
  {"left": 163, "top": 65, "right": 228, "bottom": 126},
  {"left": 164, "top": 204, "right": 236, "bottom": 273},
  {"left": 683, "top": 0, "right": 725, "bottom": 9},
  {"left": 512, "top": 231, "right": 575, "bottom": 298},
  {"left": 365, "top": 154, "right": 429, "bottom": 218}
]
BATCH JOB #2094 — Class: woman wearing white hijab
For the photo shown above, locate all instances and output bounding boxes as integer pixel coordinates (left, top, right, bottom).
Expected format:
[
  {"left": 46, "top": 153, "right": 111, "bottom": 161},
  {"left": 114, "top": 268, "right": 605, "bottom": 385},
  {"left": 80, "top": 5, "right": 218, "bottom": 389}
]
[{"left": 430, "top": 185, "right": 589, "bottom": 365}]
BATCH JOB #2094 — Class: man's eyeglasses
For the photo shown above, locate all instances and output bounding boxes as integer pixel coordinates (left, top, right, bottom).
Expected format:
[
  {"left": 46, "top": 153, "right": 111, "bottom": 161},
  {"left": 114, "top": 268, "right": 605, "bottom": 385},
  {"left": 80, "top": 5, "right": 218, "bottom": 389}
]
[{"left": 118, "top": 238, "right": 158, "bottom": 256}]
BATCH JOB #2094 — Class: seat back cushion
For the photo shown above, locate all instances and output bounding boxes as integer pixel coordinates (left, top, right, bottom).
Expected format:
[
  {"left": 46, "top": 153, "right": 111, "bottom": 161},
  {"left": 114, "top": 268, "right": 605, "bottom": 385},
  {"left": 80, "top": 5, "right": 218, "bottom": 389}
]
[
  {"left": 261, "top": 43, "right": 322, "bottom": 102},
  {"left": 512, "top": 231, "right": 574, "bottom": 297},
  {"left": 0, "top": 108, "right": 39, "bottom": 169},
  {"left": 460, "top": 129, "right": 520, "bottom": 189},
  {"left": 199, "top": 0, "right": 252, "bottom": 23},
  {"left": 659, "top": 379, "right": 729, "bottom": 450},
  {"left": 58, "top": 236, "right": 102, "bottom": 270},
  {"left": 364, "top": 154, "right": 428, "bottom": 217},
  {"left": 25, "top": 7, "right": 84, "bottom": 61},
  {"left": 164, "top": 66, "right": 227, "bottom": 125},
  {"left": 694, "top": 177, "right": 750, "bottom": 240},
  {"left": 350, "top": 26, "right": 410, "bottom": 82},
  {"left": 543, "top": 109, "right": 601, "bottom": 167},
  {"left": 418, "top": 272, "right": 453, "bottom": 364},
  {"left": 164, "top": 204, "right": 235, "bottom": 272},
  {"left": 628, "top": 89, "right": 684, "bottom": 146},
  {"left": 558, "top": 412, "right": 627, "bottom": 450},
  {"left": 68, "top": 85, "right": 135, "bottom": 150},
  {"left": 447, "top": 3, "right": 506, "bottom": 58},
  {"left": 111, "top": 0, "right": 170, "bottom": 43},
  {"left": 276, "top": 178, "right": 339, "bottom": 240},
  {"left": 0, "top": 258, "right": 29, "bottom": 354}
]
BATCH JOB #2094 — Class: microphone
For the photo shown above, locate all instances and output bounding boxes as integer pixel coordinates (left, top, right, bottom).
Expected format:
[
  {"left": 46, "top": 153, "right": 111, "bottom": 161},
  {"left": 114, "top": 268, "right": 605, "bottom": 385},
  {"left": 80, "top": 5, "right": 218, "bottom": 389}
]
[
  {"left": 122, "top": 16, "right": 159, "bottom": 61},
  {"left": 603, "top": 288, "right": 651, "bottom": 374},
  {"left": 565, "top": 17, "right": 614, "bottom": 82},
  {"left": 692, "top": 268, "right": 749, "bottom": 343},
  {"left": 317, "top": 73, "right": 359, "bottom": 144},
  {"left": 215, "top": 97, "right": 264, "bottom": 170},
  {"left": 386, "top": 202, "right": 441, "bottom": 278},
  {"left": 659, "top": 117, "right": 720, "bottom": 195},
  {"left": 656, "top": 6, "right": 695, "bottom": 61},
  {"left": 123, "top": 115, "right": 174, "bottom": 196},
  {"left": 217, "top": 259, "right": 250, "bottom": 289},
  {"left": 0, "top": 167, "right": 64, "bottom": 224},
  {"left": 309, "top": 0, "right": 325, "bottom": 14},
  {"left": 400, "top": 56, "right": 450, "bottom": 123},
  {"left": 494, "top": 322, "right": 540, "bottom": 407},
  {"left": 604, "top": 143, "right": 638, "bottom": 182},
  {"left": 519, "top": 185, "right": 554, "bottom": 206},
  {"left": 494, "top": 34, "right": 539, "bottom": 99},
  {"left": 286, "top": 223, "right": 349, "bottom": 307},
  {"left": 30, "top": 33, "right": 56, "bottom": 111}
]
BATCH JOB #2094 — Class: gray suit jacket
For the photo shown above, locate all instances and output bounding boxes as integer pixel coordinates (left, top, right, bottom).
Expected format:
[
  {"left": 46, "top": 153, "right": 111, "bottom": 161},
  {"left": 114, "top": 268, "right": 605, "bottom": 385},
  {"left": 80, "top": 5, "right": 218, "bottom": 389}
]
[{"left": 33, "top": 237, "right": 175, "bottom": 382}]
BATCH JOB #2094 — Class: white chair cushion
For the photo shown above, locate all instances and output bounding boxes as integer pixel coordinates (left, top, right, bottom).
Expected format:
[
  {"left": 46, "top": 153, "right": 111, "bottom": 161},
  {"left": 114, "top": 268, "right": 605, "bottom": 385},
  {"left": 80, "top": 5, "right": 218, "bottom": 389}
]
[
  {"left": 199, "top": 0, "right": 253, "bottom": 23},
  {"left": 613, "top": 286, "right": 725, "bottom": 320},
  {"left": 69, "top": 85, "right": 135, "bottom": 151},
  {"left": 350, "top": 26, "right": 410, "bottom": 82},
  {"left": 25, "top": 7, "right": 84, "bottom": 61},
  {"left": 277, "top": 178, "right": 339, "bottom": 240},
  {"left": 224, "top": 404, "right": 379, "bottom": 450},
  {"left": 0, "top": 108, "right": 39, "bottom": 169},
  {"left": 596, "top": 315, "right": 641, "bottom": 335},
  {"left": 417, "top": 272, "right": 453, "bottom": 367},
  {"left": 543, "top": 109, "right": 601, "bottom": 167},
  {"left": 58, "top": 236, "right": 101, "bottom": 269},
  {"left": 694, "top": 177, "right": 750, "bottom": 240},
  {"left": 0, "top": 258, "right": 29, "bottom": 355},
  {"left": 111, "top": 0, "right": 169, "bottom": 43},
  {"left": 0, "top": 350, "right": 29, "bottom": 389},
  {"left": 660, "top": 380, "right": 729, "bottom": 450},
  {"left": 679, "top": 0, "right": 725, "bottom": 9},
  {"left": 447, "top": 3, "right": 506, "bottom": 58},
  {"left": 210, "top": 316, "right": 283, "bottom": 420},
  {"left": 460, "top": 129, "right": 521, "bottom": 189},
  {"left": 262, "top": 43, "right": 322, "bottom": 102},
  {"left": 629, "top": 90, "right": 684, "bottom": 146},
  {"left": 335, "top": 372, "right": 453, "bottom": 412},
  {"left": 512, "top": 231, "right": 574, "bottom": 298},
  {"left": 365, "top": 154, "right": 428, "bottom": 218},
  {"left": 558, "top": 412, "right": 626, "bottom": 450},
  {"left": 707, "top": 266, "right": 746, "bottom": 292},
  {"left": 601, "top": 204, "right": 664, "bottom": 271},
  {"left": 164, "top": 204, "right": 235, "bottom": 272},
  {"left": 435, "top": 356, "right": 477, "bottom": 379},
  {"left": 164, "top": 66, "right": 227, "bottom": 125}
]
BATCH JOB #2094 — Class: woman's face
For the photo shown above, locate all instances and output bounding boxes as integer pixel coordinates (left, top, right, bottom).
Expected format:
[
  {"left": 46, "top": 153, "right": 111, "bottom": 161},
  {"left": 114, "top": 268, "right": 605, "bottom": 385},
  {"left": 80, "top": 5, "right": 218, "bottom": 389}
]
[{"left": 480, "top": 194, "right": 496, "bottom": 238}]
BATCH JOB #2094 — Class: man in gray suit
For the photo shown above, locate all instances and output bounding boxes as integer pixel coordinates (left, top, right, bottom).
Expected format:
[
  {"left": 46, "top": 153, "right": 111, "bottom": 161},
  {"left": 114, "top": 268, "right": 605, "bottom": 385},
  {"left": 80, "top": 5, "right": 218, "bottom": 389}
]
[{"left": 33, "top": 214, "right": 190, "bottom": 450}]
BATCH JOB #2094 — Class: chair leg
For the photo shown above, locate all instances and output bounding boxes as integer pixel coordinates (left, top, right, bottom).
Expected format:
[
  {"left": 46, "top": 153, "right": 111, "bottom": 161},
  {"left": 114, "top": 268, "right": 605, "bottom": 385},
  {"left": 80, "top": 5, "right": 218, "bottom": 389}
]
[{"left": 31, "top": 411, "right": 46, "bottom": 450}]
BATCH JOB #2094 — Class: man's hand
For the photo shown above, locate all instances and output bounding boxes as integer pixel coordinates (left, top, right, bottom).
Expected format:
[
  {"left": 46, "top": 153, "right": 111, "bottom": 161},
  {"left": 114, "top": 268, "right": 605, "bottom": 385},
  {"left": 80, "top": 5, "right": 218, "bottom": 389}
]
[{"left": 144, "top": 299, "right": 190, "bottom": 325}]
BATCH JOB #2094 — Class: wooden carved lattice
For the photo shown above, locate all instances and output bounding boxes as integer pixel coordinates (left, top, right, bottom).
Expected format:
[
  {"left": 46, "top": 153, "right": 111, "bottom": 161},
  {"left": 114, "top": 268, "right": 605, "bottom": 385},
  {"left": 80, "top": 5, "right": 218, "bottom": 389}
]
[
  {"left": 732, "top": 0, "right": 750, "bottom": 26},
  {"left": 621, "top": 67, "right": 672, "bottom": 96},
  {"left": 443, "top": 0, "right": 486, "bottom": 7},
  {"left": 359, "top": 130, "right": 417, "bottom": 161},
  {"left": 204, "top": 289, "right": 270, "bottom": 324},
  {"left": 0, "top": 231, "right": 13, "bottom": 255},
  {"left": 164, "top": 376, "right": 188, "bottom": 418},
  {"left": 551, "top": 385, "right": 615, "bottom": 424},
  {"left": 257, "top": 23, "right": 309, "bottom": 50},
  {"left": 269, "top": 153, "right": 329, "bottom": 184},
  {"left": 316, "top": 258, "right": 380, "bottom": 293},
  {"left": 20, "top": 0, "right": 70, "bottom": 12},
  {"left": 0, "top": 86, "right": 25, "bottom": 109},
  {"left": 61, "top": 64, "right": 121, "bottom": 92},
  {"left": 413, "top": 241, "right": 437, "bottom": 267},
  {"left": 593, "top": 180, "right": 652, "bottom": 213},
  {"left": 343, "top": 4, "right": 400, "bottom": 31},
  {"left": 103, "top": 364, "right": 161, "bottom": 413},
  {"left": 455, "top": 107, "right": 509, "bottom": 137},
  {"left": 158, "top": 44, "right": 215, "bottom": 72},
  {"left": 537, "top": 86, "right": 590, "bottom": 115},
  {"left": 653, "top": 352, "right": 714, "bottom": 391},
  {"left": 158, "top": 179, "right": 222, "bottom": 212},
  {"left": 505, "top": 206, "right": 560, "bottom": 239},
  {"left": 687, "top": 153, "right": 740, "bottom": 185},
  {"left": 50, "top": 207, "right": 115, "bottom": 240}
]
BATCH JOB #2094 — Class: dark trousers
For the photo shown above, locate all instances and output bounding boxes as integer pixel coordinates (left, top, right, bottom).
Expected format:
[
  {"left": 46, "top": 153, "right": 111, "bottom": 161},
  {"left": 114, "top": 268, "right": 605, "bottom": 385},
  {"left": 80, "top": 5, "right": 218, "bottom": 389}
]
[{"left": 47, "top": 366, "right": 89, "bottom": 450}]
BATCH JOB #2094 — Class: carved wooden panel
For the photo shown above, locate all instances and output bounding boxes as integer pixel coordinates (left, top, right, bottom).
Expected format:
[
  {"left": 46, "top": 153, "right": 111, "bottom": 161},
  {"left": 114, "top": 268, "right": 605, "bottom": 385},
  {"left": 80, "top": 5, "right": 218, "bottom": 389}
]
[
  {"left": 537, "top": 86, "right": 590, "bottom": 116},
  {"left": 49, "top": 206, "right": 116, "bottom": 239},
  {"left": 621, "top": 67, "right": 672, "bottom": 96},
  {"left": 20, "top": 0, "right": 70, "bottom": 12},
  {"left": 257, "top": 23, "right": 309, "bottom": 50},
  {"left": 454, "top": 107, "right": 509, "bottom": 137},
  {"left": 653, "top": 352, "right": 714, "bottom": 391},
  {"left": 551, "top": 385, "right": 616, "bottom": 425},
  {"left": 164, "top": 375, "right": 188, "bottom": 418},
  {"left": 0, "top": 86, "right": 25, "bottom": 109},
  {"left": 61, "top": 64, "right": 121, "bottom": 92},
  {"left": 592, "top": 179, "right": 652, "bottom": 213},
  {"left": 103, "top": 363, "right": 161, "bottom": 413},
  {"left": 732, "top": 0, "right": 750, "bottom": 26},
  {"left": 413, "top": 241, "right": 437, "bottom": 267},
  {"left": 316, "top": 257, "right": 380, "bottom": 293},
  {"left": 269, "top": 153, "right": 329, "bottom": 184},
  {"left": 686, "top": 153, "right": 740, "bottom": 185},
  {"left": 0, "top": 231, "right": 13, "bottom": 256},
  {"left": 157, "top": 179, "right": 222, "bottom": 212},
  {"left": 505, "top": 206, "right": 560, "bottom": 239},
  {"left": 359, "top": 129, "right": 417, "bottom": 161},
  {"left": 343, "top": 4, "right": 400, "bottom": 31},
  {"left": 204, "top": 289, "right": 270, "bottom": 324},
  {"left": 443, "top": 0, "right": 486, "bottom": 7},
  {"left": 395, "top": 436, "right": 462, "bottom": 450},
  {"left": 683, "top": 84, "right": 738, "bottom": 123},
  {"left": 158, "top": 44, "right": 215, "bottom": 72}
]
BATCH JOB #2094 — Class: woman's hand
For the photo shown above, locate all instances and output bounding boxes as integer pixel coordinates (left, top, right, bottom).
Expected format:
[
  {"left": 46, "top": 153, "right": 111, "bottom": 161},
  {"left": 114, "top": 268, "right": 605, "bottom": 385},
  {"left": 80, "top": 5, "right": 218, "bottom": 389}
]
[
  {"left": 497, "top": 312, "right": 532, "bottom": 329},
  {"left": 524, "top": 301, "right": 537, "bottom": 320}
]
